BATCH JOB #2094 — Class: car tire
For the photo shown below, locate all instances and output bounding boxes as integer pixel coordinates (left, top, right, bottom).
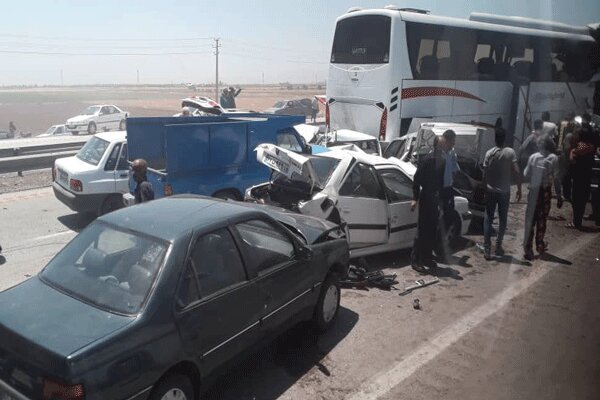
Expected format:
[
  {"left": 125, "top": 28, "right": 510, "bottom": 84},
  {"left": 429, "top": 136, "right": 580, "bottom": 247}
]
[
  {"left": 87, "top": 122, "right": 97, "bottom": 135},
  {"left": 98, "top": 194, "right": 123, "bottom": 216},
  {"left": 313, "top": 273, "right": 340, "bottom": 333},
  {"left": 148, "top": 374, "right": 194, "bottom": 400},
  {"left": 213, "top": 189, "right": 241, "bottom": 201},
  {"left": 71, "top": 131, "right": 79, "bottom": 136},
  {"left": 119, "top": 119, "right": 126, "bottom": 130}
]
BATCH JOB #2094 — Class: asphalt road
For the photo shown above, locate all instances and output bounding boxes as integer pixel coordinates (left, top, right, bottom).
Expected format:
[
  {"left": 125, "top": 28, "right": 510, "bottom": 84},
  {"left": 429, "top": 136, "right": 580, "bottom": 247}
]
[{"left": 1, "top": 187, "right": 599, "bottom": 400}]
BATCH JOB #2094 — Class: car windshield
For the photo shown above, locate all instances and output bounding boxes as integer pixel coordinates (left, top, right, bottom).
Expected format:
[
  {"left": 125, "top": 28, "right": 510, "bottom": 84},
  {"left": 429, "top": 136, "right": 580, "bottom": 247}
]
[
  {"left": 43, "top": 126, "right": 57, "bottom": 135},
  {"left": 273, "top": 101, "right": 285, "bottom": 108},
  {"left": 76, "top": 136, "right": 109, "bottom": 165},
  {"left": 40, "top": 221, "right": 168, "bottom": 315},
  {"left": 82, "top": 106, "right": 101, "bottom": 115},
  {"left": 273, "top": 156, "right": 340, "bottom": 190}
]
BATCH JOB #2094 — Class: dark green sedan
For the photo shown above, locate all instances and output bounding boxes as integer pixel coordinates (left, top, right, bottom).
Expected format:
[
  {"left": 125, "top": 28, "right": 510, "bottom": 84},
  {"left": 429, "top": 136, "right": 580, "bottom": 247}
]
[{"left": 0, "top": 196, "right": 349, "bottom": 400}]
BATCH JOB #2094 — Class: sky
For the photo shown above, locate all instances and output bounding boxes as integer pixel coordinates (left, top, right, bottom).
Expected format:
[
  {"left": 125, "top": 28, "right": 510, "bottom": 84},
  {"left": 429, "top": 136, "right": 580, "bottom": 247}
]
[{"left": 0, "top": 0, "right": 599, "bottom": 86}]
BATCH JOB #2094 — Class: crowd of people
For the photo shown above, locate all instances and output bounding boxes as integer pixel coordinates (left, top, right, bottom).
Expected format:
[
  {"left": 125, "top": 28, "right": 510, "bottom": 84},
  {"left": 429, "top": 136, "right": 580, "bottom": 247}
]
[{"left": 411, "top": 112, "right": 600, "bottom": 274}]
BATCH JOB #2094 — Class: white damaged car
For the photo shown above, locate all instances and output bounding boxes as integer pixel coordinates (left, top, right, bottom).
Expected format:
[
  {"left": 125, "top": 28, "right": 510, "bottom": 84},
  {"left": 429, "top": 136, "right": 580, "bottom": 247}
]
[
  {"left": 245, "top": 144, "right": 470, "bottom": 258},
  {"left": 66, "top": 105, "right": 128, "bottom": 135}
]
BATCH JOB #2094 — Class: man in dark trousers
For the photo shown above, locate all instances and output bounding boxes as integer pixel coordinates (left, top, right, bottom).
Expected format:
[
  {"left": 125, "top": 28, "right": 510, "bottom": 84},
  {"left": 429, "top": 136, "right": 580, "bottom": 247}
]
[
  {"left": 569, "top": 123, "right": 595, "bottom": 229},
  {"left": 482, "top": 127, "right": 522, "bottom": 260},
  {"left": 132, "top": 159, "right": 155, "bottom": 204},
  {"left": 411, "top": 137, "right": 444, "bottom": 274}
]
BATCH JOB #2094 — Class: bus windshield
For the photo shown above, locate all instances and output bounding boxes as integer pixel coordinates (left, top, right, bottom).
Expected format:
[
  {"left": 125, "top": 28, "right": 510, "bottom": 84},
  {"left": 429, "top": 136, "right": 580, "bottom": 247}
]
[{"left": 331, "top": 15, "right": 391, "bottom": 64}]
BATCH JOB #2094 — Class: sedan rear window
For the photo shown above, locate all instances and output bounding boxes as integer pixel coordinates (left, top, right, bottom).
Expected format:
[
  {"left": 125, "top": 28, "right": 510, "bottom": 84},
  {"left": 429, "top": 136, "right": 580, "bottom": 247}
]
[
  {"left": 77, "top": 136, "right": 109, "bottom": 165},
  {"left": 40, "top": 222, "right": 168, "bottom": 315}
]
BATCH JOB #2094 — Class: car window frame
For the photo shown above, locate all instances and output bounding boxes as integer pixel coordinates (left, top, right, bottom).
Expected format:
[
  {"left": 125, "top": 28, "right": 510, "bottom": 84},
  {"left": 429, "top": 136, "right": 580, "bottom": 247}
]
[
  {"left": 104, "top": 143, "right": 122, "bottom": 171},
  {"left": 339, "top": 162, "right": 386, "bottom": 200},
  {"left": 175, "top": 225, "right": 250, "bottom": 311},
  {"left": 232, "top": 217, "right": 301, "bottom": 279},
  {"left": 377, "top": 167, "right": 414, "bottom": 203}
]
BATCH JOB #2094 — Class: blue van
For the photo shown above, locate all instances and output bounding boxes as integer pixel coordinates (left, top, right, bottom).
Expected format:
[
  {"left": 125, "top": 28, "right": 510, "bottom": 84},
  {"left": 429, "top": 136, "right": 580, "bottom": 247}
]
[{"left": 126, "top": 114, "right": 308, "bottom": 200}]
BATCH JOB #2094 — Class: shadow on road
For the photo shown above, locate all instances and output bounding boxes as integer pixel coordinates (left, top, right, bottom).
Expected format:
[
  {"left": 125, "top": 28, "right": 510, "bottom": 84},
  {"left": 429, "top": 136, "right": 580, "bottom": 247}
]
[
  {"left": 203, "top": 306, "right": 359, "bottom": 399},
  {"left": 57, "top": 213, "right": 95, "bottom": 232},
  {"left": 540, "top": 252, "right": 573, "bottom": 265}
]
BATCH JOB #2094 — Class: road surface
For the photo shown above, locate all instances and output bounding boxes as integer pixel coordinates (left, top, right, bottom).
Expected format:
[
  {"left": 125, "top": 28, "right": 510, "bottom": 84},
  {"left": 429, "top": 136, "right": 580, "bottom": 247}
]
[{"left": 1, "top": 187, "right": 598, "bottom": 400}]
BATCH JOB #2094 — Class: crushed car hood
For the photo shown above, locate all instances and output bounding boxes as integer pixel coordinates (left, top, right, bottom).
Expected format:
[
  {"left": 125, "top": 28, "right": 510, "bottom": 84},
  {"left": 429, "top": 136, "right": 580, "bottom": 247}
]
[
  {"left": 255, "top": 144, "right": 319, "bottom": 188},
  {"left": 240, "top": 202, "right": 341, "bottom": 244},
  {"left": 181, "top": 97, "right": 225, "bottom": 115}
]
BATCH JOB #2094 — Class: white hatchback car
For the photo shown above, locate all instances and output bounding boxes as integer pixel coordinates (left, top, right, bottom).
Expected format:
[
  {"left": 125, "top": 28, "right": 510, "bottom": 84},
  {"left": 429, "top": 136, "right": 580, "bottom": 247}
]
[
  {"left": 66, "top": 105, "right": 128, "bottom": 135},
  {"left": 246, "top": 144, "right": 470, "bottom": 258}
]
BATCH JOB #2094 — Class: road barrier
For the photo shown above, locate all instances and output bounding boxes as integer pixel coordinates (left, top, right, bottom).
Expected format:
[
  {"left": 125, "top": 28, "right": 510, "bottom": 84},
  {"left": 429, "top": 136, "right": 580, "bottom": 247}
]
[{"left": 0, "top": 140, "right": 87, "bottom": 174}]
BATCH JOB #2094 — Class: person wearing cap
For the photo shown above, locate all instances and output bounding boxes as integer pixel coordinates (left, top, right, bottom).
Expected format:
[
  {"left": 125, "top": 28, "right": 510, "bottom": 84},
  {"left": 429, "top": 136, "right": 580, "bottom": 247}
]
[{"left": 131, "top": 159, "right": 155, "bottom": 204}]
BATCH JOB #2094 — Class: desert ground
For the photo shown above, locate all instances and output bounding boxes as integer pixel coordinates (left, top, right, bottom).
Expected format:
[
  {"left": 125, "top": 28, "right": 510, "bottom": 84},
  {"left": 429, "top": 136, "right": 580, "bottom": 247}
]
[{"left": 0, "top": 84, "right": 324, "bottom": 135}]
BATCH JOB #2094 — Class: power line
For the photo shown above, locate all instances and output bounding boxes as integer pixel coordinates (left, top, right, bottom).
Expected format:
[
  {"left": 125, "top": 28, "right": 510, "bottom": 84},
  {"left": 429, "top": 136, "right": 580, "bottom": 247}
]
[
  {"left": 0, "top": 33, "right": 214, "bottom": 42},
  {"left": 0, "top": 49, "right": 214, "bottom": 56}
]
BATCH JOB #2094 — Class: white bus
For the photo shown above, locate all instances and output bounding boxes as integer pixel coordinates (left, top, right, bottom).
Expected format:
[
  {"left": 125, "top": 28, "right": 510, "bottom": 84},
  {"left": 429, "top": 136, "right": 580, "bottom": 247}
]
[{"left": 326, "top": 6, "right": 598, "bottom": 146}]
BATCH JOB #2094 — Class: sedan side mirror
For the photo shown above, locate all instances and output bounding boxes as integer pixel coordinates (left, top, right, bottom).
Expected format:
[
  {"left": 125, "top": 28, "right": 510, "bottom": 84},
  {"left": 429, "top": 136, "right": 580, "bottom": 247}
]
[{"left": 296, "top": 246, "right": 313, "bottom": 261}]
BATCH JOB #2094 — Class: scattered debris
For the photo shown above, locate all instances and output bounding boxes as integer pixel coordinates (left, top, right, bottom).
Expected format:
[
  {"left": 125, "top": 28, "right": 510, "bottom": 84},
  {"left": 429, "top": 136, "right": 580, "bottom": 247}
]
[
  {"left": 340, "top": 266, "right": 398, "bottom": 290},
  {"left": 413, "top": 299, "right": 421, "bottom": 310},
  {"left": 399, "top": 278, "right": 440, "bottom": 296}
]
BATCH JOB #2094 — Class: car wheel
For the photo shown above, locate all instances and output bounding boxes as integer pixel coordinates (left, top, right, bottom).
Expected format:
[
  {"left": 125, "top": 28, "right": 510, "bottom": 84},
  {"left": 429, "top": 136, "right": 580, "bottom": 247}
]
[
  {"left": 213, "top": 189, "right": 241, "bottom": 201},
  {"left": 119, "top": 119, "right": 126, "bottom": 130},
  {"left": 98, "top": 195, "right": 123, "bottom": 216},
  {"left": 435, "top": 211, "right": 462, "bottom": 259},
  {"left": 313, "top": 273, "right": 340, "bottom": 333},
  {"left": 71, "top": 131, "right": 79, "bottom": 136},
  {"left": 149, "top": 374, "right": 194, "bottom": 400},
  {"left": 87, "top": 122, "right": 97, "bottom": 135}
]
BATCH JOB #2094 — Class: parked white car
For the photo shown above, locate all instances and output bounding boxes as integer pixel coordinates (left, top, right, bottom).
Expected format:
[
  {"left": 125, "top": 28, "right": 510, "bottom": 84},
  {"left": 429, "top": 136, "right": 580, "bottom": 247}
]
[
  {"left": 66, "top": 105, "right": 128, "bottom": 135},
  {"left": 245, "top": 144, "right": 470, "bottom": 258},
  {"left": 53, "top": 130, "right": 129, "bottom": 216},
  {"left": 37, "top": 124, "right": 69, "bottom": 137}
]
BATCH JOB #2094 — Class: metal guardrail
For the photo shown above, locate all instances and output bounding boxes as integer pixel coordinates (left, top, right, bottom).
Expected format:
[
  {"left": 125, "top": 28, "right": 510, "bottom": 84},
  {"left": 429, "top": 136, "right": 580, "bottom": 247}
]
[{"left": 0, "top": 139, "right": 87, "bottom": 174}]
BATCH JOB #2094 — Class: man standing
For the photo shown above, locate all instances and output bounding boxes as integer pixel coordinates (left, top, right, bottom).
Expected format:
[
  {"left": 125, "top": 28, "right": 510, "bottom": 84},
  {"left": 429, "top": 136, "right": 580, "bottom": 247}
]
[
  {"left": 132, "top": 159, "right": 155, "bottom": 204},
  {"left": 523, "top": 136, "right": 563, "bottom": 260},
  {"left": 569, "top": 123, "right": 595, "bottom": 229},
  {"left": 541, "top": 111, "right": 558, "bottom": 141},
  {"left": 411, "top": 137, "right": 445, "bottom": 274},
  {"left": 519, "top": 119, "right": 544, "bottom": 172},
  {"left": 227, "top": 86, "right": 242, "bottom": 108},
  {"left": 439, "top": 129, "right": 460, "bottom": 246},
  {"left": 482, "top": 127, "right": 522, "bottom": 260}
]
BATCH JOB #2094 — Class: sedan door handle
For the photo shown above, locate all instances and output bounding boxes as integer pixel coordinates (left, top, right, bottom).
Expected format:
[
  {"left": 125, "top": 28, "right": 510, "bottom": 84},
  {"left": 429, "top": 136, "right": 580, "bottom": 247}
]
[
  {"left": 340, "top": 207, "right": 351, "bottom": 214},
  {"left": 120, "top": 173, "right": 128, "bottom": 178}
]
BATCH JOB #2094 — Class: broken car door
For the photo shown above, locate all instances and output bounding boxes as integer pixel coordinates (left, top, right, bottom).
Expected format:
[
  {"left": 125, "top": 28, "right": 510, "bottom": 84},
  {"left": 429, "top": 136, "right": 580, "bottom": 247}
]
[{"left": 336, "top": 162, "right": 389, "bottom": 248}]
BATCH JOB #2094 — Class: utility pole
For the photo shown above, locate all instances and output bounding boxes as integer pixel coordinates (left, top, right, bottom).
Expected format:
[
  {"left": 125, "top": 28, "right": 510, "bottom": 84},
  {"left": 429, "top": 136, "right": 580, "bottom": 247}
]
[
  {"left": 262, "top": 72, "right": 265, "bottom": 86},
  {"left": 60, "top": 69, "right": 64, "bottom": 86},
  {"left": 136, "top": 69, "right": 140, "bottom": 85},
  {"left": 213, "top": 38, "right": 221, "bottom": 101}
]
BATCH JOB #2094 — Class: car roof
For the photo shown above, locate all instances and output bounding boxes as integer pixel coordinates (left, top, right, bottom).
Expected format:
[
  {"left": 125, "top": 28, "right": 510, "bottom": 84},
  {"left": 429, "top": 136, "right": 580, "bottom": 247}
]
[
  {"left": 95, "top": 130, "right": 127, "bottom": 142},
  {"left": 99, "top": 196, "right": 269, "bottom": 241}
]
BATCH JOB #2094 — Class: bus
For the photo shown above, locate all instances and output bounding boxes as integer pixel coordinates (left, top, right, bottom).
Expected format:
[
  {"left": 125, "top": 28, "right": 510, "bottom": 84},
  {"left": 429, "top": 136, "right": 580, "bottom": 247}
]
[{"left": 326, "top": 6, "right": 599, "bottom": 147}]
